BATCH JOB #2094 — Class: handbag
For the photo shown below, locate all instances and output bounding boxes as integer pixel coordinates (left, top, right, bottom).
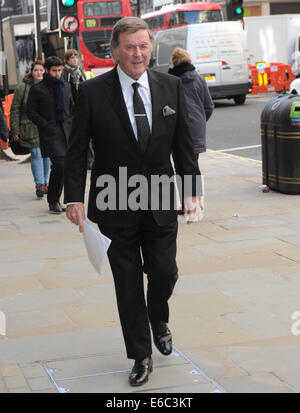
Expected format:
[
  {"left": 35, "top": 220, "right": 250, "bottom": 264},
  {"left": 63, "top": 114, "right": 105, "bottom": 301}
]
[
  {"left": 9, "top": 85, "right": 30, "bottom": 155},
  {"left": 9, "top": 132, "right": 30, "bottom": 155}
]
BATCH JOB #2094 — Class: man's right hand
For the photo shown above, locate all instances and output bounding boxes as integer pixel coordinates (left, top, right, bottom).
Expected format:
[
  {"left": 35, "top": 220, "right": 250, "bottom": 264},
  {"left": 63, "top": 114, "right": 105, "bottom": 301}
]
[
  {"left": 13, "top": 134, "right": 20, "bottom": 141},
  {"left": 66, "top": 203, "right": 85, "bottom": 232}
]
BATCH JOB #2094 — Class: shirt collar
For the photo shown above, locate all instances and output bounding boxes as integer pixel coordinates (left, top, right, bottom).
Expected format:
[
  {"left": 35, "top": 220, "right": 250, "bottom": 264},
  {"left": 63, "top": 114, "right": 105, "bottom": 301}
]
[{"left": 117, "top": 65, "right": 149, "bottom": 90}]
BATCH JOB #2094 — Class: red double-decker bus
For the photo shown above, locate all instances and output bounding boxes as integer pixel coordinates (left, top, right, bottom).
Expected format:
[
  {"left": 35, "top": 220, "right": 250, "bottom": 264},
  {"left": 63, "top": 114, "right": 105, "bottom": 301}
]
[
  {"left": 141, "top": 2, "right": 223, "bottom": 33},
  {"left": 77, "top": 0, "right": 132, "bottom": 75}
]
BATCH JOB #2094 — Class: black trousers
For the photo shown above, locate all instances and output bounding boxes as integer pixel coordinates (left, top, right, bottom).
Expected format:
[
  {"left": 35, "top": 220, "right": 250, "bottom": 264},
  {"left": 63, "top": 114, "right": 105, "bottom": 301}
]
[
  {"left": 99, "top": 212, "right": 178, "bottom": 361},
  {"left": 47, "top": 156, "right": 65, "bottom": 205}
]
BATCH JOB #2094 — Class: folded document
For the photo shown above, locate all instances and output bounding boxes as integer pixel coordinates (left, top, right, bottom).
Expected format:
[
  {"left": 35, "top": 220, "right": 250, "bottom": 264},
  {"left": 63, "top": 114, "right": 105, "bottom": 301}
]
[{"left": 82, "top": 220, "right": 111, "bottom": 275}]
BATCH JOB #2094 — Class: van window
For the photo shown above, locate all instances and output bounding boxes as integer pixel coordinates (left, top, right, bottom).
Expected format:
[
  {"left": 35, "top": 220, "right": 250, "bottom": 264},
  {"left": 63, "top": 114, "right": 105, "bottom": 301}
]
[{"left": 157, "top": 28, "right": 187, "bottom": 66}]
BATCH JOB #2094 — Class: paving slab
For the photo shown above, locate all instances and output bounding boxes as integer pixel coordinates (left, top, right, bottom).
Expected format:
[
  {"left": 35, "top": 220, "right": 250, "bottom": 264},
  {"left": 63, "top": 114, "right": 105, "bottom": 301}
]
[
  {"left": 0, "top": 287, "right": 81, "bottom": 312},
  {"left": 41, "top": 347, "right": 222, "bottom": 394},
  {"left": 0, "top": 328, "right": 123, "bottom": 364},
  {"left": 217, "top": 372, "right": 295, "bottom": 393},
  {"left": 216, "top": 346, "right": 300, "bottom": 374},
  {"left": 273, "top": 368, "right": 300, "bottom": 393}
]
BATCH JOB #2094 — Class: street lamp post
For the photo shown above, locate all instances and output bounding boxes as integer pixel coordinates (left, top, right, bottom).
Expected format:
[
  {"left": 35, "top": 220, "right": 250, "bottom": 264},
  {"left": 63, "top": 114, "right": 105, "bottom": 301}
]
[
  {"left": 0, "top": 3, "right": 9, "bottom": 96},
  {"left": 136, "top": 0, "right": 141, "bottom": 17},
  {"left": 33, "top": 0, "right": 42, "bottom": 60}
]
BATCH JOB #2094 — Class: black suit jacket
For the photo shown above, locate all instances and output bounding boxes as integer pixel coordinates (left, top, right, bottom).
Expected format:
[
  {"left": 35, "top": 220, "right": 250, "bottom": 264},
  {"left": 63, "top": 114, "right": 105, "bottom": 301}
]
[
  {"left": 64, "top": 67, "right": 201, "bottom": 227},
  {"left": 27, "top": 80, "right": 74, "bottom": 158}
]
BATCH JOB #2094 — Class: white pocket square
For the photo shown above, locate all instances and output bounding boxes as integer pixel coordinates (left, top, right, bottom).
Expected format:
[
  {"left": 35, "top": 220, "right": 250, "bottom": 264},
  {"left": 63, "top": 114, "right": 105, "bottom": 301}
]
[{"left": 163, "top": 106, "right": 176, "bottom": 117}]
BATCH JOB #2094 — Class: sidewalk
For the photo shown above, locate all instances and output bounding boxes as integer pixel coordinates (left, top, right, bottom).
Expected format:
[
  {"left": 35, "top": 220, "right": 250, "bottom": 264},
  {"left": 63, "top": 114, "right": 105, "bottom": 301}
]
[{"left": 1, "top": 149, "right": 300, "bottom": 393}]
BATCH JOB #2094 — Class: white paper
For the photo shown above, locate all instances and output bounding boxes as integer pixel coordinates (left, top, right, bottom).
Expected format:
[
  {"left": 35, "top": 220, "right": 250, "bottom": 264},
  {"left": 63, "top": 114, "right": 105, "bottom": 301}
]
[{"left": 82, "top": 220, "right": 111, "bottom": 275}]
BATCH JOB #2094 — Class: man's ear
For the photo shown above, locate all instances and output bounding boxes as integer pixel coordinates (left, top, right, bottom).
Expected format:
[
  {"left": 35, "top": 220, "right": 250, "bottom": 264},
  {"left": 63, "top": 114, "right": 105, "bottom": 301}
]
[{"left": 111, "top": 47, "right": 119, "bottom": 64}]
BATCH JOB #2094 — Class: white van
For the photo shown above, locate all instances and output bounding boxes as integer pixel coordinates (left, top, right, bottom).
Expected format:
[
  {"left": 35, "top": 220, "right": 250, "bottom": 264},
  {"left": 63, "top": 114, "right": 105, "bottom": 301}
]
[{"left": 151, "top": 21, "right": 250, "bottom": 105}]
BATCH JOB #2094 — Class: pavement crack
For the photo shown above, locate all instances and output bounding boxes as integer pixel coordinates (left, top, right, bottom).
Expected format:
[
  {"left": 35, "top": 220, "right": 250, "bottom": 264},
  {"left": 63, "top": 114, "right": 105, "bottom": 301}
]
[{"left": 273, "top": 251, "right": 300, "bottom": 264}]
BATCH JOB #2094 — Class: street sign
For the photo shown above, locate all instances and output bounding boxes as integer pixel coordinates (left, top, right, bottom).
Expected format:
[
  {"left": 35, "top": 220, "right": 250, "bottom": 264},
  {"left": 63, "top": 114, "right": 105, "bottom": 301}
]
[{"left": 61, "top": 15, "right": 79, "bottom": 33}]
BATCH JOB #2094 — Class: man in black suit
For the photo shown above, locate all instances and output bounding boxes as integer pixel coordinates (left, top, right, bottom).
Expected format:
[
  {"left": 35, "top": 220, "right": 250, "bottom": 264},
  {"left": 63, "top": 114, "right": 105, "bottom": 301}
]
[
  {"left": 64, "top": 17, "right": 202, "bottom": 387},
  {"left": 27, "top": 56, "right": 73, "bottom": 214}
]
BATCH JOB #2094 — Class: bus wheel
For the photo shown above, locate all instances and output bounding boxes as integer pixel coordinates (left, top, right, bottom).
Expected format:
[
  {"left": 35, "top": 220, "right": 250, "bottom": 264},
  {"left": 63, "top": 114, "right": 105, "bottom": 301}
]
[{"left": 233, "top": 94, "right": 246, "bottom": 105}]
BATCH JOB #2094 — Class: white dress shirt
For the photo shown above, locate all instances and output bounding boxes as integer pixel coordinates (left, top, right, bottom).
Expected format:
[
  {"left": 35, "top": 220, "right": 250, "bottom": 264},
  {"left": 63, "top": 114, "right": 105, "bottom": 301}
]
[
  {"left": 67, "top": 66, "right": 152, "bottom": 206},
  {"left": 117, "top": 65, "right": 152, "bottom": 138}
]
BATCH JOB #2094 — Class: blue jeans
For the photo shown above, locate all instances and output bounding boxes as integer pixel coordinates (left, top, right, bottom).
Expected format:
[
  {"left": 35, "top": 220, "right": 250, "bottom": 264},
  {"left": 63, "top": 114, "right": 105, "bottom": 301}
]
[{"left": 29, "top": 147, "right": 50, "bottom": 187}]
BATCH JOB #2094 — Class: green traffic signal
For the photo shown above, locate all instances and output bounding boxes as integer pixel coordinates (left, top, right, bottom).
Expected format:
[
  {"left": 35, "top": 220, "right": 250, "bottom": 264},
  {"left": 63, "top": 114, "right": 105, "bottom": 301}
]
[
  {"left": 62, "top": 0, "right": 75, "bottom": 6},
  {"left": 235, "top": 7, "right": 243, "bottom": 14}
]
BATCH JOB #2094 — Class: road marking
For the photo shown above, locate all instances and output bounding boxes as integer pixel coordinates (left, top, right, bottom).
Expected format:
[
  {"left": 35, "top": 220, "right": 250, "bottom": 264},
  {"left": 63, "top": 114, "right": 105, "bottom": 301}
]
[
  {"left": 215, "top": 144, "right": 262, "bottom": 152},
  {"left": 207, "top": 149, "right": 262, "bottom": 163}
]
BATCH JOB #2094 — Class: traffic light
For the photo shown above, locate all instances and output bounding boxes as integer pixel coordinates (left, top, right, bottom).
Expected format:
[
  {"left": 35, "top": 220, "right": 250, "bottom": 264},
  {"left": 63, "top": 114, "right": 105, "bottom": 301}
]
[
  {"left": 232, "top": 0, "right": 244, "bottom": 20},
  {"left": 226, "top": 0, "right": 244, "bottom": 21},
  {"left": 58, "top": 0, "right": 79, "bottom": 37}
]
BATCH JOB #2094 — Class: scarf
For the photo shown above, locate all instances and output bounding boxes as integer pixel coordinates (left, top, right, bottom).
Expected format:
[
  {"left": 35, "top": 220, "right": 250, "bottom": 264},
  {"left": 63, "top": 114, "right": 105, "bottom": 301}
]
[
  {"left": 65, "top": 63, "right": 84, "bottom": 91},
  {"left": 168, "top": 62, "right": 196, "bottom": 77},
  {"left": 43, "top": 72, "right": 65, "bottom": 122}
]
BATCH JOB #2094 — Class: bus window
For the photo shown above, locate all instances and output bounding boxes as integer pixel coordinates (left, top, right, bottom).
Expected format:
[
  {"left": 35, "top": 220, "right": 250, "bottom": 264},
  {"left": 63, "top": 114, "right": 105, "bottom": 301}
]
[
  {"left": 83, "top": 1, "right": 122, "bottom": 16},
  {"left": 178, "top": 10, "right": 222, "bottom": 25},
  {"left": 82, "top": 31, "right": 112, "bottom": 59},
  {"left": 157, "top": 28, "right": 187, "bottom": 66},
  {"left": 169, "top": 12, "right": 179, "bottom": 28},
  {"left": 145, "top": 15, "right": 165, "bottom": 30}
]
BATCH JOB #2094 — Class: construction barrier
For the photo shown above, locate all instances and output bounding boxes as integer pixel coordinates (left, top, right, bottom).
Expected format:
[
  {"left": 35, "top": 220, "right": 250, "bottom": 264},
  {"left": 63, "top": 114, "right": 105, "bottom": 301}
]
[
  {"left": 2, "top": 93, "right": 14, "bottom": 130},
  {"left": 249, "top": 63, "right": 295, "bottom": 95}
]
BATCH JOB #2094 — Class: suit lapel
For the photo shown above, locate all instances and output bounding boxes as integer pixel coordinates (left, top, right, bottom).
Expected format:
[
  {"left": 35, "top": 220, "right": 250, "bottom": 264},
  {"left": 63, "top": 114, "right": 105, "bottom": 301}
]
[
  {"left": 147, "top": 69, "right": 163, "bottom": 144},
  {"left": 104, "top": 67, "right": 142, "bottom": 153}
]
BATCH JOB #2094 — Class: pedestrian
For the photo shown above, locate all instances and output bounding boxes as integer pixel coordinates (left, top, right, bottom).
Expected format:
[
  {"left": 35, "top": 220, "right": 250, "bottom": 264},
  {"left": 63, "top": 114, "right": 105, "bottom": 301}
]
[
  {"left": 0, "top": 106, "right": 9, "bottom": 150},
  {"left": 41, "top": 34, "right": 57, "bottom": 58},
  {"left": 61, "top": 49, "right": 94, "bottom": 169},
  {"left": 168, "top": 47, "right": 214, "bottom": 155},
  {"left": 168, "top": 47, "right": 214, "bottom": 214},
  {"left": 64, "top": 17, "right": 202, "bottom": 387},
  {"left": 10, "top": 60, "right": 50, "bottom": 199},
  {"left": 27, "top": 56, "right": 74, "bottom": 214},
  {"left": 61, "top": 49, "right": 86, "bottom": 102}
]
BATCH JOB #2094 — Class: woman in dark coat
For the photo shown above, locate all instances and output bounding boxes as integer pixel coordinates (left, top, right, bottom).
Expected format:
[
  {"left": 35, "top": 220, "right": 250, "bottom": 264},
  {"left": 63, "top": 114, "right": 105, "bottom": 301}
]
[
  {"left": 10, "top": 60, "right": 50, "bottom": 199},
  {"left": 168, "top": 47, "right": 214, "bottom": 155},
  {"left": 168, "top": 47, "right": 214, "bottom": 214}
]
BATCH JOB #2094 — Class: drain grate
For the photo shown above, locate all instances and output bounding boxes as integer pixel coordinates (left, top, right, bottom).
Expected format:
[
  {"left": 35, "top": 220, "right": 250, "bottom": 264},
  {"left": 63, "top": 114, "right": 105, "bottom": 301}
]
[{"left": 41, "top": 346, "right": 225, "bottom": 393}]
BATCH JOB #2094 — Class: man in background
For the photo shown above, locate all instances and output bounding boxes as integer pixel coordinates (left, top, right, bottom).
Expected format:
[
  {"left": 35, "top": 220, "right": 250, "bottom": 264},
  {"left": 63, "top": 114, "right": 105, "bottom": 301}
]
[{"left": 27, "top": 56, "right": 73, "bottom": 214}]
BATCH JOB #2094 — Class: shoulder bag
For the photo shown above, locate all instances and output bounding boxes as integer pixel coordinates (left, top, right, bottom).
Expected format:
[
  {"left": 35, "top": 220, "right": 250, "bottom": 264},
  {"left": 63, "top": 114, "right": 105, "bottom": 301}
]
[{"left": 9, "top": 85, "right": 30, "bottom": 155}]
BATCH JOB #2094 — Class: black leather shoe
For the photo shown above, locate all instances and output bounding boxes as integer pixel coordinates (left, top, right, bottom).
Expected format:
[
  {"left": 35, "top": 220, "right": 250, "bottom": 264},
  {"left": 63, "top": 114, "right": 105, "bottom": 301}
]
[
  {"left": 49, "top": 203, "right": 63, "bottom": 214},
  {"left": 58, "top": 202, "right": 66, "bottom": 212},
  {"left": 151, "top": 321, "right": 173, "bottom": 356},
  {"left": 129, "top": 357, "right": 153, "bottom": 387}
]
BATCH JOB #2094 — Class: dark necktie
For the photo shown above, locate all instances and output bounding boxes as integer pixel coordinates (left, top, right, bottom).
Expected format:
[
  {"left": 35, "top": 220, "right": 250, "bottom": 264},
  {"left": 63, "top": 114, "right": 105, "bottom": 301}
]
[{"left": 132, "top": 82, "right": 150, "bottom": 153}]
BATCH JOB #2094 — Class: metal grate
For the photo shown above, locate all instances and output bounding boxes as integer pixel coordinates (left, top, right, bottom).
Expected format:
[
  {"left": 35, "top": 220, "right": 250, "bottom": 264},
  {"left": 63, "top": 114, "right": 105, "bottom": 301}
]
[{"left": 40, "top": 346, "right": 225, "bottom": 394}]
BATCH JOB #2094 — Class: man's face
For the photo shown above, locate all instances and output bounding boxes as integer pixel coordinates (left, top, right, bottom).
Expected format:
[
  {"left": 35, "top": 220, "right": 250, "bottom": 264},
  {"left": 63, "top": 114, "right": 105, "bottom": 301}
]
[
  {"left": 113, "top": 29, "right": 152, "bottom": 80},
  {"left": 46, "top": 65, "right": 63, "bottom": 79}
]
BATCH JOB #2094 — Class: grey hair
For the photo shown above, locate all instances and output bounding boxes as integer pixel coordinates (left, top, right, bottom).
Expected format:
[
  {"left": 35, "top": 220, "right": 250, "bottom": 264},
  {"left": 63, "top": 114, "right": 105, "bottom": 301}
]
[{"left": 110, "top": 17, "right": 154, "bottom": 60}]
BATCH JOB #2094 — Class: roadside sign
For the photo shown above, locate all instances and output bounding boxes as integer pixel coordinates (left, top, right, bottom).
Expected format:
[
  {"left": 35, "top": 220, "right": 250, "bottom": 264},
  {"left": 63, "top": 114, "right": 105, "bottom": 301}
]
[{"left": 61, "top": 15, "right": 79, "bottom": 33}]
